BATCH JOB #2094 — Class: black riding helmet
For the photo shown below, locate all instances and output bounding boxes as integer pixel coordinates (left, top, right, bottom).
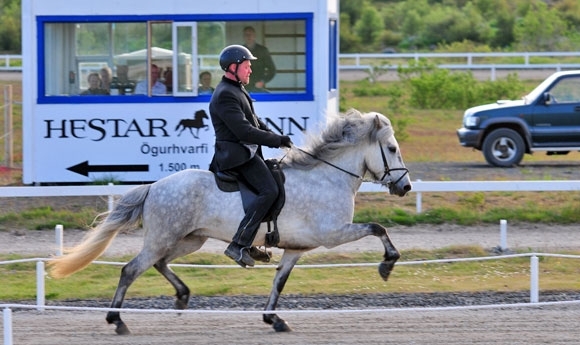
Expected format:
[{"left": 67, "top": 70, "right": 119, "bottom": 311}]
[{"left": 219, "top": 45, "right": 257, "bottom": 83}]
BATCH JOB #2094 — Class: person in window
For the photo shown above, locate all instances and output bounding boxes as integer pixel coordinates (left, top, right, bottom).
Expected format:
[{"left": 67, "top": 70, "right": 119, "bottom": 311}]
[
  {"left": 134, "top": 64, "right": 167, "bottom": 95},
  {"left": 242, "top": 26, "right": 276, "bottom": 92},
  {"left": 163, "top": 67, "right": 173, "bottom": 93},
  {"left": 208, "top": 44, "right": 292, "bottom": 268},
  {"left": 99, "top": 66, "right": 112, "bottom": 93},
  {"left": 198, "top": 71, "right": 214, "bottom": 94},
  {"left": 81, "top": 72, "right": 109, "bottom": 95}
]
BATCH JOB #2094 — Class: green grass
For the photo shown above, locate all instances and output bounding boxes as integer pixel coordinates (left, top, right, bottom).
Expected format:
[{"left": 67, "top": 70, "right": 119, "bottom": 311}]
[
  {"left": 0, "top": 206, "right": 98, "bottom": 230},
  {"left": 2, "top": 247, "right": 579, "bottom": 301},
  {"left": 0, "top": 189, "right": 578, "bottom": 230}
]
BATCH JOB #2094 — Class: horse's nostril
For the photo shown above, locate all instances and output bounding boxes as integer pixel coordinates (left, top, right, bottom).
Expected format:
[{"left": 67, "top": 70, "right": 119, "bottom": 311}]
[{"left": 404, "top": 184, "right": 412, "bottom": 191}]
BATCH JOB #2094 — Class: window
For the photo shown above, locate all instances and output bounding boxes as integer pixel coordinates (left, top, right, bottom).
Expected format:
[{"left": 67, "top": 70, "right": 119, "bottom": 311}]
[
  {"left": 549, "top": 77, "right": 580, "bottom": 103},
  {"left": 38, "top": 14, "right": 312, "bottom": 103}
]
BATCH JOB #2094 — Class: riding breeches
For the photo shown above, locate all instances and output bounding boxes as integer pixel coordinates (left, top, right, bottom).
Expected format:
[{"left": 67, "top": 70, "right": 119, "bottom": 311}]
[{"left": 231, "top": 156, "right": 279, "bottom": 247}]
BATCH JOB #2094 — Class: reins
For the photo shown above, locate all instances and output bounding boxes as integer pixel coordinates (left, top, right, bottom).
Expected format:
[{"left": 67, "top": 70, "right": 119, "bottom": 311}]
[
  {"left": 293, "top": 146, "right": 362, "bottom": 179},
  {"left": 280, "top": 144, "right": 409, "bottom": 185}
]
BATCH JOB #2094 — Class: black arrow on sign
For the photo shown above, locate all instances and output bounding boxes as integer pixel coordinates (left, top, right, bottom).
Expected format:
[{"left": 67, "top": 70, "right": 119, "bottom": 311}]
[{"left": 67, "top": 161, "right": 149, "bottom": 177}]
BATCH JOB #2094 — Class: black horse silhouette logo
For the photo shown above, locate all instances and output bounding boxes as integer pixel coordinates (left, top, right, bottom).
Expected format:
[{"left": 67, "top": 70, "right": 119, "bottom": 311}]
[{"left": 175, "top": 110, "right": 210, "bottom": 138}]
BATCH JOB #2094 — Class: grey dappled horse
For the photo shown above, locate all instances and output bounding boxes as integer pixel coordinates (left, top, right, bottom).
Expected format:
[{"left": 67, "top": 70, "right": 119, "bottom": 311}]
[{"left": 49, "top": 109, "right": 412, "bottom": 334}]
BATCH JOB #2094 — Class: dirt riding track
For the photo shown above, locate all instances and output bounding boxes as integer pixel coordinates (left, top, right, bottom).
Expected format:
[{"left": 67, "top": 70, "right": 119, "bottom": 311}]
[
  {"left": 4, "top": 222, "right": 580, "bottom": 345},
  {"left": 7, "top": 304, "right": 580, "bottom": 344}
]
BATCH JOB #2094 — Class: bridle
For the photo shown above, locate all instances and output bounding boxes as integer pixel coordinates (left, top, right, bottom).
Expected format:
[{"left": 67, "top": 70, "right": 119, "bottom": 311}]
[
  {"left": 377, "top": 144, "right": 409, "bottom": 186},
  {"left": 289, "top": 143, "right": 409, "bottom": 186}
]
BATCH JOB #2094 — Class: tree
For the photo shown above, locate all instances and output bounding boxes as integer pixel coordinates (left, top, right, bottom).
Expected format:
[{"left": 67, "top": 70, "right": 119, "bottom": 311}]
[
  {"left": 339, "top": 13, "right": 362, "bottom": 52},
  {"left": 0, "top": 0, "right": 20, "bottom": 52},
  {"left": 514, "top": 1, "right": 569, "bottom": 51},
  {"left": 354, "top": 5, "right": 384, "bottom": 51}
]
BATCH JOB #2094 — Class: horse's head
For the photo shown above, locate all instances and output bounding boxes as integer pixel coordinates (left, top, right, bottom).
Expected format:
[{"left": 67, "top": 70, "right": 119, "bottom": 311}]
[
  {"left": 364, "top": 112, "right": 412, "bottom": 197},
  {"left": 195, "top": 109, "right": 209, "bottom": 119}
]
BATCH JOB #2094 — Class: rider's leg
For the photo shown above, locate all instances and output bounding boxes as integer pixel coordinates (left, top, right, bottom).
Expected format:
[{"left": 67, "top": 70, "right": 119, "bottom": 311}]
[{"left": 224, "top": 156, "right": 278, "bottom": 267}]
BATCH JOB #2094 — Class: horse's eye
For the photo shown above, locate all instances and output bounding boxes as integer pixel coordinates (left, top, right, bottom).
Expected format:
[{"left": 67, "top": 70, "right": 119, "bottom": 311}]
[{"left": 388, "top": 145, "right": 397, "bottom": 153}]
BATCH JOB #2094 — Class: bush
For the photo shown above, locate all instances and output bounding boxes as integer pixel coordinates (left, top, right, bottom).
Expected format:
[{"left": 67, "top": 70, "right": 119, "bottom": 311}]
[{"left": 394, "top": 60, "right": 525, "bottom": 110}]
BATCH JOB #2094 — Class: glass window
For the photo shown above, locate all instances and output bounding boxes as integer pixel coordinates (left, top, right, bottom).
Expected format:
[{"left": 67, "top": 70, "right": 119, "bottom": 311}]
[
  {"left": 549, "top": 77, "right": 580, "bottom": 103},
  {"left": 40, "top": 16, "right": 311, "bottom": 102}
]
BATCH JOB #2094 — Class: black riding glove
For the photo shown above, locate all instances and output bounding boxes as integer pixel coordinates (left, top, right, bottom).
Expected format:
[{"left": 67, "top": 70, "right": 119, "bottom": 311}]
[{"left": 280, "top": 135, "right": 293, "bottom": 148}]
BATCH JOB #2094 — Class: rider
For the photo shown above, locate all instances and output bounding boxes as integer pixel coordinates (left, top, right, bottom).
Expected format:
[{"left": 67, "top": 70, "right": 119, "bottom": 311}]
[{"left": 209, "top": 44, "right": 293, "bottom": 268}]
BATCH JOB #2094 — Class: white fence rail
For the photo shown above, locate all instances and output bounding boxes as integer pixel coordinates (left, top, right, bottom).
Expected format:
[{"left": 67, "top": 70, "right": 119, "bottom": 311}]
[
  {"left": 2, "top": 252, "right": 580, "bottom": 345},
  {"left": 339, "top": 51, "right": 580, "bottom": 72},
  {"left": 0, "top": 55, "right": 21, "bottom": 72},
  {"left": 3, "top": 52, "right": 580, "bottom": 73},
  {"left": 361, "top": 180, "right": 580, "bottom": 213},
  {"left": 2, "top": 180, "right": 580, "bottom": 213}
]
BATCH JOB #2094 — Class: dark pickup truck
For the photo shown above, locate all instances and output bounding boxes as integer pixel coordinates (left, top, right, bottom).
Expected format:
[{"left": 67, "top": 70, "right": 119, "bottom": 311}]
[{"left": 457, "top": 70, "right": 580, "bottom": 167}]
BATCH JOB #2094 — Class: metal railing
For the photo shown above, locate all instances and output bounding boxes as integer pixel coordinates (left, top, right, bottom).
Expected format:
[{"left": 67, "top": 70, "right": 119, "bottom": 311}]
[
  {"left": 0, "top": 54, "right": 22, "bottom": 71},
  {"left": 3, "top": 52, "right": 580, "bottom": 73}
]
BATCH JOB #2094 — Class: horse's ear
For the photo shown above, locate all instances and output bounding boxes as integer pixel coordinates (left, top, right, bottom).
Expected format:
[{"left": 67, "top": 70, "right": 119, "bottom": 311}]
[{"left": 374, "top": 115, "right": 383, "bottom": 129}]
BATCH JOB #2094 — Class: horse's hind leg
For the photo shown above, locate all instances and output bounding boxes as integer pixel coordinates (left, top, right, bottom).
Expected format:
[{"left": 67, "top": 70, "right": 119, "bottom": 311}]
[
  {"left": 153, "top": 236, "right": 207, "bottom": 310},
  {"left": 154, "top": 260, "right": 190, "bottom": 309},
  {"left": 105, "top": 252, "right": 160, "bottom": 335}
]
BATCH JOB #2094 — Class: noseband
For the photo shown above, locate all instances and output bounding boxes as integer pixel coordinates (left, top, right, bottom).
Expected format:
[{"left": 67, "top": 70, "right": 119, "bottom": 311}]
[
  {"left": 292, "top": 145, "right": 409, "bottom": 186},
  {"left": 378, "top": 144, "right": 409, "bottom": 186}
]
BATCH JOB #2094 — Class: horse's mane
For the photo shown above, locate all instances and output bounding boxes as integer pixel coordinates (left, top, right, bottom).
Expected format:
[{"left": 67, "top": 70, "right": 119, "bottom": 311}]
[{"left": 282, "top": 108, "right": 393, "bottom": 170}]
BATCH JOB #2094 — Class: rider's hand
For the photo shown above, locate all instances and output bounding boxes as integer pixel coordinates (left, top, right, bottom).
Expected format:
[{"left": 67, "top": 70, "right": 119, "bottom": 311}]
[{"left": 280, "top": 135, "right": 293, "bottom": 148}]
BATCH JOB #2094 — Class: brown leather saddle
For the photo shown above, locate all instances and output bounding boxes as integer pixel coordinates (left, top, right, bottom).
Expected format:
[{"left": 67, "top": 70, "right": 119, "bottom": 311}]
[{"left": 211, "top": 159, "right": 285, "bottom": 247}]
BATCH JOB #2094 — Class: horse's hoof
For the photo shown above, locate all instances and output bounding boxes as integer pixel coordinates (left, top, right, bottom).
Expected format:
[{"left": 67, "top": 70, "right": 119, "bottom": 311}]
[
  {"left": 378, "top": 261, "right": 395, "bottom": 281},
  {"left": 175, "top": 295, "right": 189, "bottom": 310},
  {"left": 273, "top": 320, "right": 292, "bottom": 332},
  {"left": 114, "top": 321, "right": 131, "bottom": 335}
]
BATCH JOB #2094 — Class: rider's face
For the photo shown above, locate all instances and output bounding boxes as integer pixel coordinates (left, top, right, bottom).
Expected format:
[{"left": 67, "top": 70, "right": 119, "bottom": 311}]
[{"left": 236, "top": 60, "right": 252, "bottom": 85}]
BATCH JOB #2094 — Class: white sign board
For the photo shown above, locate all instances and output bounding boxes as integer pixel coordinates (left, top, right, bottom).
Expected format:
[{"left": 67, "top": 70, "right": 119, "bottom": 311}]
[{"left": 21, "top": 0, "right": 339, "bottom": 184}]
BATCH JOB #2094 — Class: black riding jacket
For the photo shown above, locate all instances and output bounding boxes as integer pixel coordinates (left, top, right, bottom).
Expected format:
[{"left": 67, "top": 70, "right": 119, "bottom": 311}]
[{"left": 209, "top": 76, "right": 285, "bottom": 171}]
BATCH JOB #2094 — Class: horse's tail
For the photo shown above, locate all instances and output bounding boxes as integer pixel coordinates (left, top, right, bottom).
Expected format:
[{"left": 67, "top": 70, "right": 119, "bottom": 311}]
[
  {"left": 48, "top": 184, "right": 151, "bottom": 279},
  {"left": 175, "top": 121, "right": 183, "bottom": 131}
]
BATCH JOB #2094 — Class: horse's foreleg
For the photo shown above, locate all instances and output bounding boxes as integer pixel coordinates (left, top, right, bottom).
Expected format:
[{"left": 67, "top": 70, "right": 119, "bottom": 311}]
[
  {"left": 263, "top": 250, "right": 303, "bottom": 332},
  {"left": 106, "top": 253, "right": 158, "bottom": 335},
  {"left": 153, "top": 260, "right": 190, "bottom": 310},
  {"left": 369, "top": 222, "right": 401, "bottom": 281},
  {"left": 324, "top": 223, "right": 400, "bottom": 281}
]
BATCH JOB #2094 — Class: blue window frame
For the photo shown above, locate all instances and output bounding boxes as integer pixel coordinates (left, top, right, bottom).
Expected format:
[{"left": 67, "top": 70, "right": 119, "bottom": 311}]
[{"left": 328, "top": 19, "right": 338, "bottom": 91}]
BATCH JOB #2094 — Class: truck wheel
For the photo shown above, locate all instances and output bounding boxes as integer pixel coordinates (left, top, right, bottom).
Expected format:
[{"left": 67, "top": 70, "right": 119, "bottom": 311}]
[{"left": 482, "top": 128, "right": 525, "bottom": 167}]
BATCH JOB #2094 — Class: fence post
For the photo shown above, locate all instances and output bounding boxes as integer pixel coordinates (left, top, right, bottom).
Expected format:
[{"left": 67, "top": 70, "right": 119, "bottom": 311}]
[
  {"left": 55, "top": 224, "right": 63, "bottom": 256},
  {"left": 530, "top": 255, "right": 539, "bottom": 303},
  {"left": 499, "top": 219, "right": 507, "bottom": 251},
  {"left": 3, "top": 308, "right": 13, "bottom": 345},
  {"left": 108, "top": 182, "right": 115, "bottom": 211},
  {"left": 415, "top": 179, "right": 422, "bottom": 213},
  {"left": 36, "top": 261, "right": 45, "bottom": 311},
  {"left": 3, "top": 85, "right": 13, "bottom": 168}
]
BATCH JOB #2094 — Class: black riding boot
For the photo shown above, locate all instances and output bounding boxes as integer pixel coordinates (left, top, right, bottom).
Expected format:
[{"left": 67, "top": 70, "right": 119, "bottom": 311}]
[{"left": 225, "top": 211, "right": 263, "bottom": 267}]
